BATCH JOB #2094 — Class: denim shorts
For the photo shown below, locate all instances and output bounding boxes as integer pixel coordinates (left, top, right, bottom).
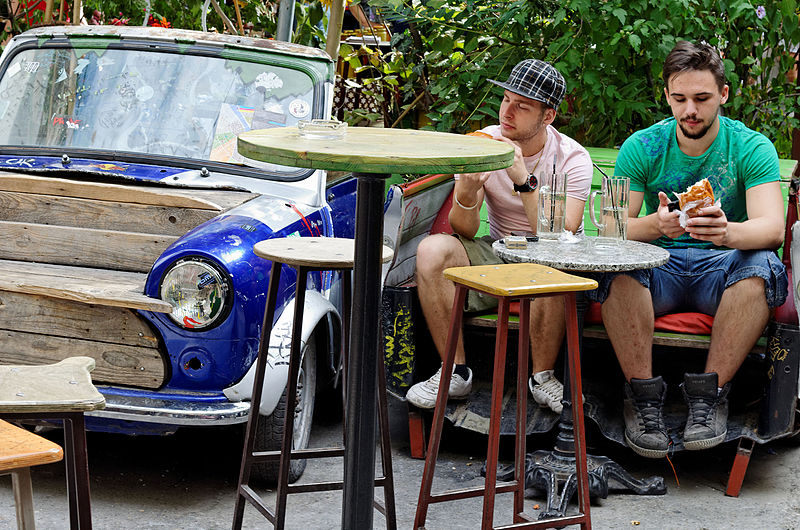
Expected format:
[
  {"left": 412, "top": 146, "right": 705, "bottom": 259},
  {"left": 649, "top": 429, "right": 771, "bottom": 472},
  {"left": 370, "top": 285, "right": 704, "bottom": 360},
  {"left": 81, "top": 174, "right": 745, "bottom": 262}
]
[{"left": 587, "top": 248, "right": 788, "bottom": 315}]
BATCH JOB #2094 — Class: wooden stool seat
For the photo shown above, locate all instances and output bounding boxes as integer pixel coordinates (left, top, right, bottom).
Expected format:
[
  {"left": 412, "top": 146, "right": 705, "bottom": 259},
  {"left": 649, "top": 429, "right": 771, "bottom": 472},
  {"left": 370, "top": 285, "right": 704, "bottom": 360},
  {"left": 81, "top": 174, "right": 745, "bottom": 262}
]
[
  {"left": 234, "top": 237, "right": 397, "bottom": 529},
  {"left": 0, "top": 357, "right": 105, "bottom": 529},
  {"left": 1, "top": 419, "right": 64, "bottom": 529},
  {"left": 415, "top": 263, "right": 597, "bottom": 529},
  {"left": 444, "top": 264, "right": 598, "bottom": 297},
  {"left": 254, "top": 237, "right": 394, "bottom": 269}
]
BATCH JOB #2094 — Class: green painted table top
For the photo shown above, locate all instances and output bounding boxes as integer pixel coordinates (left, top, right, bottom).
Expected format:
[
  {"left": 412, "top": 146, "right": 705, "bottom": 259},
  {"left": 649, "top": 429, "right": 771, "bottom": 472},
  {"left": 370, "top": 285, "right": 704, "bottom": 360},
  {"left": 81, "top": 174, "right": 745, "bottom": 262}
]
[{"left": 238, "top": 126, "right": 515, "bottom": 175}]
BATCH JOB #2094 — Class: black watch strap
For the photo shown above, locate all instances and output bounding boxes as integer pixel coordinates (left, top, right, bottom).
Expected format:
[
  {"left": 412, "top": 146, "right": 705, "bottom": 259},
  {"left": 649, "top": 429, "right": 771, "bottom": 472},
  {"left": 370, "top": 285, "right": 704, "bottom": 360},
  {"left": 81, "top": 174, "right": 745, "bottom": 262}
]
[{"left": 513, "top": 173, "right": 538, "bottom": 193}]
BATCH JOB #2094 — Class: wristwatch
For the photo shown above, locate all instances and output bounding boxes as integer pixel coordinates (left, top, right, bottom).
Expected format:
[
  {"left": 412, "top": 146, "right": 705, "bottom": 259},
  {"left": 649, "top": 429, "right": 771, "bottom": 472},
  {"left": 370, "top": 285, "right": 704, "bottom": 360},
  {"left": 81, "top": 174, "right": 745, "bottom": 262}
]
[{"left": 513, "top": 173, "right": 538, "bottom": 193}]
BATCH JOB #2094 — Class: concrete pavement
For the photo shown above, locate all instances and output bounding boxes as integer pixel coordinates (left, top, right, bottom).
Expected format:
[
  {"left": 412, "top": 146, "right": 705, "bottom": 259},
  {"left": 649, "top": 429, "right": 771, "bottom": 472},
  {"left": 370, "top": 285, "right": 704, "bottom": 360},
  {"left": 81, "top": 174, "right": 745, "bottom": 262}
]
[{"left": 1, "top": 399, "right": 799, "bottom": 529}]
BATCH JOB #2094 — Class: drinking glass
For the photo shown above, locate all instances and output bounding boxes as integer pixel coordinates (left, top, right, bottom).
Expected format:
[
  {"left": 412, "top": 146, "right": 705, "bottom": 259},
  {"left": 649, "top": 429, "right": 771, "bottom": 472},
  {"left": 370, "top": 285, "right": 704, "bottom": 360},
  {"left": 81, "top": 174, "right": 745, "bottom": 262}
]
[
  {"left": 589, "top": 176, "right": 629, "bottom": 252},
  {"left": 538, "top": 171, "right": 567, "bottom": 240}
]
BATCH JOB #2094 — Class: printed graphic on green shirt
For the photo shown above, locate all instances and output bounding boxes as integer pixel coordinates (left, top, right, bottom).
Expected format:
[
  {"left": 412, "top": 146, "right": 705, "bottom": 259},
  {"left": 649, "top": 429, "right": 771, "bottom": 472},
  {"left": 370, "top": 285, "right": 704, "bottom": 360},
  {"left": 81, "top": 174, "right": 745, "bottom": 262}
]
[{"left": 614, "top": 116, "right": 780, "bottom": 249}]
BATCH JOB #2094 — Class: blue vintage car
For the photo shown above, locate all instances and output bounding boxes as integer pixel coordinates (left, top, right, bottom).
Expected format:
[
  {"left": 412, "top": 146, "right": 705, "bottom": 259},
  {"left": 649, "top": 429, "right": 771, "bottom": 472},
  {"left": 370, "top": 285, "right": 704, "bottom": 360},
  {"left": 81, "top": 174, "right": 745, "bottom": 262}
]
[{"left": 0, "top": 25, "right": 410, "bottom": 483}]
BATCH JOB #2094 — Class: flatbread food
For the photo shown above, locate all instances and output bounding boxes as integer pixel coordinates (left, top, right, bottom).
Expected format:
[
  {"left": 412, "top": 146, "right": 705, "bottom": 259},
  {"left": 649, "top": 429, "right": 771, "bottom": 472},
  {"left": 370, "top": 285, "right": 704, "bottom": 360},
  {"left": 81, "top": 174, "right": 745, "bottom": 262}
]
[{"left": 677, "top": 178, "right": 714, "bottom": 217}]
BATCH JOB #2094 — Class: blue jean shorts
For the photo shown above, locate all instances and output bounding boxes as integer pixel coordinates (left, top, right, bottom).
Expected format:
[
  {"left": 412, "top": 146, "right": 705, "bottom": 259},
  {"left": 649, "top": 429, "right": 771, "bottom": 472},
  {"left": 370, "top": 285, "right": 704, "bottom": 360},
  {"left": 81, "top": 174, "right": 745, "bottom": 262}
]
[{"left": 587, "top": 248, "right": 788, "bottom": 316}]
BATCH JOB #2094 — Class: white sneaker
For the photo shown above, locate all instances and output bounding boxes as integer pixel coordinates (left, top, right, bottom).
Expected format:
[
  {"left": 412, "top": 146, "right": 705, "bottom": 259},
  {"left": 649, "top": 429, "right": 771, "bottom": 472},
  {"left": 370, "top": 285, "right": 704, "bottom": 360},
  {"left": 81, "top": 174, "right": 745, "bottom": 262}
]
[
  {"left": 406, "top": 365, "right": 473, "bottom": 409},
  {"left": 529, "top": 370, "right": 564, "bottom": 414}
]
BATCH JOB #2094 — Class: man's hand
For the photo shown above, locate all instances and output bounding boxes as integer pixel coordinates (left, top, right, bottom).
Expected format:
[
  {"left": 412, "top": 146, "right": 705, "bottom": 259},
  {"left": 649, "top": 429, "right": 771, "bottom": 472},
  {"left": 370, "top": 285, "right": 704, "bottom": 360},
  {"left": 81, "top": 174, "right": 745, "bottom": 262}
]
[
  {"left": 686, "top": 204, "right": 729, "bottom": 246},
  {"left": 455, "top": 171, "right": 491, "bottom": 205},
  {"left": 656, "top": 191, "right": 685, "bottom": 239},
  {"left": 496, "top": 137, "right": 529, "bottom": 185}
]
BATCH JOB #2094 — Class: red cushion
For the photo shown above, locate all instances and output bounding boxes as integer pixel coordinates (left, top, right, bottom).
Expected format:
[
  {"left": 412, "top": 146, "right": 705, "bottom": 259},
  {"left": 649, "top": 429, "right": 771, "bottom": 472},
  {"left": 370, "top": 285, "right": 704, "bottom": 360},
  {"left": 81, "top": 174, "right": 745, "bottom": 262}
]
[{"left": 585, "top": 302, "right": 713, "bottom": 334}]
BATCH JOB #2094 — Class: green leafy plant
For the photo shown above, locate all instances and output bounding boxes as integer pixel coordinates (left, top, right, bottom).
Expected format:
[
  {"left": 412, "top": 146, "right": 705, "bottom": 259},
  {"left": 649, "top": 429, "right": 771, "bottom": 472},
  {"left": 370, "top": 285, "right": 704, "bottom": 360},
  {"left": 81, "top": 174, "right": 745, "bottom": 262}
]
[{"left": 368, "top": 0, "right": 800, "bottom": 156}]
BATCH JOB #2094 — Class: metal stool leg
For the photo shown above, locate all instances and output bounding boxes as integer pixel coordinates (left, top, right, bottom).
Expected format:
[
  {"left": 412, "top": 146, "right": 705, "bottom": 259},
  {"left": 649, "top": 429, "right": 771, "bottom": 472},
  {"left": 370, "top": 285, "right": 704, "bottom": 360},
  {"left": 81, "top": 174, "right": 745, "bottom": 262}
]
[
  {"left": 274, "top": 266, "right": 311, "bottom": 528},
  {"left": 414, "top": 285, "right": 468, "bottom": 529},
  {"left": 564, "top": 293, "right": 591, "bottom": 528},
  {"left": 233, "top": 261, "right": 284, "bottom": 529},
  {"left": 514, "top": 299, "right": 532, "bottom": 522},
  {"left": 64, "top": 413, "right": 92, "bottom": 529},
  {"left": 376, "top": 349, "right": 397, "bottom": 529},
  {"left": 482, "top": 297, "right": 511, "bottom": 529}
]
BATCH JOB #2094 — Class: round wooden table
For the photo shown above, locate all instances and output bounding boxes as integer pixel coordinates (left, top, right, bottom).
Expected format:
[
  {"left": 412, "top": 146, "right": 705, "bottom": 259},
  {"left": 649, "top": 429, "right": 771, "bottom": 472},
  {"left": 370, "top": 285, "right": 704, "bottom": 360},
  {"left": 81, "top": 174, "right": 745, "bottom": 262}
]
[{"left": 238, "top": 126, "right": 513, "bottom": 529}]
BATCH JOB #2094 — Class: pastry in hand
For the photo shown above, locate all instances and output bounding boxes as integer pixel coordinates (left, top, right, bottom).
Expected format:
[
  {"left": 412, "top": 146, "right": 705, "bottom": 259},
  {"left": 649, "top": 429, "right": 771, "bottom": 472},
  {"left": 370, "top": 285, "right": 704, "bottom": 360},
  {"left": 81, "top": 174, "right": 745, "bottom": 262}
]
[{"left": 677, "top": 178, "right": 714, "bottom": 217}]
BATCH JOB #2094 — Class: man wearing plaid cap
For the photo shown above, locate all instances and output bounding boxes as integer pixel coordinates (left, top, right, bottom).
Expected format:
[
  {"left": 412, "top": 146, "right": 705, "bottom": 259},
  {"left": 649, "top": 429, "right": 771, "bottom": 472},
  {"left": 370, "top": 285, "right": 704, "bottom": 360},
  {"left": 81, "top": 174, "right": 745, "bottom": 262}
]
[{"left": 406, "top": 59, "right": 594, "bottom": 413}]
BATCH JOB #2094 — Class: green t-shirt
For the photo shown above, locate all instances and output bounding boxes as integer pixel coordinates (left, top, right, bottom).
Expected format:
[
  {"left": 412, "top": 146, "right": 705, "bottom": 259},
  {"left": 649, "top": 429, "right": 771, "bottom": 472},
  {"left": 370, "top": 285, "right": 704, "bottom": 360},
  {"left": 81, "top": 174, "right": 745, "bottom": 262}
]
[{"left": 614, "top": 116, "right": 780, "bottom": 249}]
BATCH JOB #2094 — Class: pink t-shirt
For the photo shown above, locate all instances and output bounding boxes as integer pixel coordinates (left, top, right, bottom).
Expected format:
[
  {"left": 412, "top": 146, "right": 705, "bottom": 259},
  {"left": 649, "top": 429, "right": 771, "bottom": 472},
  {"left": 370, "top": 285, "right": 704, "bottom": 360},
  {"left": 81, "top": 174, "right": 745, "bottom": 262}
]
[{"left": 473, "top": 124, "right": 593, "bottom": 239}]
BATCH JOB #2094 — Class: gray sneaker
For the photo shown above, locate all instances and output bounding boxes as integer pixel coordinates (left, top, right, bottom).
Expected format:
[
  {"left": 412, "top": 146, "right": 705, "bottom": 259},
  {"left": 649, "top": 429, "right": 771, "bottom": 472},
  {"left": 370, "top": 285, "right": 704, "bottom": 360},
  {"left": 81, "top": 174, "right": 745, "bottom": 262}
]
[
  {"left": 405, "top": 365, "right": 472, "bottom": 409},
  {"left": 623, "top": 376, "right": 670, "bottom": 458},
  {"left": 681, "top": 372, "right": 729, "bottom": 450}
]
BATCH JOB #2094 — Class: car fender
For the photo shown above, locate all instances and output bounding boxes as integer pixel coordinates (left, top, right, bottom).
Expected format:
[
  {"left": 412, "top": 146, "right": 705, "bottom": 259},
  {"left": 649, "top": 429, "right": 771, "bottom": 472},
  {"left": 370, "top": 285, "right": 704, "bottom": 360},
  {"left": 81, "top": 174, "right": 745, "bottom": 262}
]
[{"left": 223, "top": 289, "right": 340, "bottom": 415}]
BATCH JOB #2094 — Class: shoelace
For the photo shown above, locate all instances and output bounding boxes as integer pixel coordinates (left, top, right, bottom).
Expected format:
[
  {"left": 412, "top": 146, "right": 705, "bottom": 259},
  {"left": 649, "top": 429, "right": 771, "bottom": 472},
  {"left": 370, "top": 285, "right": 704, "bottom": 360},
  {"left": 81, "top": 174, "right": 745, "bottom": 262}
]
[
  {"left": 536, "top": 378, "right": 562, "bottom": 401},
  {"left": 635, "top": 398, "right": 666, "bottom": 431},
  {"left": 688, "top": 396, "right": 716, "bottom": 427}
]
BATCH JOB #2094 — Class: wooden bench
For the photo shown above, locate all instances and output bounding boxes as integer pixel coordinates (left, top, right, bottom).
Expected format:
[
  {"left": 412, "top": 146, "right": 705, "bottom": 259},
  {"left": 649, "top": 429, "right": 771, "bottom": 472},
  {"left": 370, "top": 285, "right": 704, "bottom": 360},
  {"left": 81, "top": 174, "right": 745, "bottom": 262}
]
[{"left": 0, "top": 172, "right": 256, "bottom": 388}]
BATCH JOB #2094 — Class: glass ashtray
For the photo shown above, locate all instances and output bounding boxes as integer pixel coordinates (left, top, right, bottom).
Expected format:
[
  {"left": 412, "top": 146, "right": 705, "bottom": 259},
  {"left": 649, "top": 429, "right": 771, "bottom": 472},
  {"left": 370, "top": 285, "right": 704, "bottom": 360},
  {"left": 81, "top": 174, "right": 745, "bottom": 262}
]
[{"left": 297, "top": 119, "right": 348, "bottom": 140}]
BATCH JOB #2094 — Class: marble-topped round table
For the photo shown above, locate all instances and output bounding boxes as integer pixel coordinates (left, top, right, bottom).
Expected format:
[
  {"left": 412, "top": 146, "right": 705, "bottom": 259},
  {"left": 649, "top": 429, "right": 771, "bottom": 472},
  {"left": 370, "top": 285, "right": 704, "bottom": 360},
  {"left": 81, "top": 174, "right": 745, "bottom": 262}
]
[
  {"left": 492, "top": 237, "right": 670, "bottom": 516},
  {"left": 493, "top": 238, "right": 669, "bottom": 272},
  {"left": 238, "top": 126, "right": 513, "bottom": 529}
]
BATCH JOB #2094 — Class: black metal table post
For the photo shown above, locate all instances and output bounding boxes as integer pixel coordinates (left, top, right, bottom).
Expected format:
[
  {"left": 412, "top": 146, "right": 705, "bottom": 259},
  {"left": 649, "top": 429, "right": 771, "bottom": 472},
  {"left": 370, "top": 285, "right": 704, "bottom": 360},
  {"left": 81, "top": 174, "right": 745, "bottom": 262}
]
[
  {"left": 492, "top": 239, "right": 672, "bottom": 518},
  {"left": 342, "top": 172, "right": 388, "bottom": 529},
  {"left": 524, "top": 294, "right": 667, "bottom": 518}
]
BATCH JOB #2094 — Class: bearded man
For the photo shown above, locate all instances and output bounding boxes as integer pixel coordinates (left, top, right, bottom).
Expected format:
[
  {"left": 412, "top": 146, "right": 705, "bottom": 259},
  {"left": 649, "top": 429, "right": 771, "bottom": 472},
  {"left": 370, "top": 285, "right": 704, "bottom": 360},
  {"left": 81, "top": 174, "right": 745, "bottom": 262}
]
[{"left": 588, "top": 40, "right": 787, "bottom": 458}]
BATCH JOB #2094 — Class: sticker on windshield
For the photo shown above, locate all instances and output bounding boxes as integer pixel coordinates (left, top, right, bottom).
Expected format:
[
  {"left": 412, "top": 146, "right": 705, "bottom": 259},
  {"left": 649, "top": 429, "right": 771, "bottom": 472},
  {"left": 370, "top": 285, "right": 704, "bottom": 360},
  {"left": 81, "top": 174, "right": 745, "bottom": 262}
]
[
  {"left": 6, "top": 61, "right": 21, "bottom": 78},
  {"left": 22, "top": 60, "right": 40, "bottom": 74},
  {"left": 136, "top": 85, "right": 154, "bottom": 102},
  {"left": 255, "top": 72, "right": 283, "bottom": 91},
  {"left": 56, "top": 67, "right": 68, "bottom": 83},
  {"left": 288, "top": 99, "right": 310, "bottom": 119}
]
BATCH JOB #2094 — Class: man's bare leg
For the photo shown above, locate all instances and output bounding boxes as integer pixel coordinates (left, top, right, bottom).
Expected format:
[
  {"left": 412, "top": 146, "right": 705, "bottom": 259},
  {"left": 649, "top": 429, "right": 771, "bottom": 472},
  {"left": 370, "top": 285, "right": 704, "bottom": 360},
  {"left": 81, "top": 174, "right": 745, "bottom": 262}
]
[
  {"left": 528, "top": 295, "right": 567, "bottom": 412},
  {"left": 682, "top": 277, "right": 768, "bottom": 450},
  {"left": 706, "top": 277, "right": 769, "bottom": 385},
  {"left": 601, "top": 274, "right": 669, "bottom": 457},
  {"left": 601, "top": 275, "right": 655, "bottom": 381},
  {"left": 405, "top": 234, "right": 475, "bottom": 409},
  {"left": 415, "top": 234, "right": 471, "bottom": 363},
  {"left": 529, "top": 296, "right": 565, "bottom": 373}
]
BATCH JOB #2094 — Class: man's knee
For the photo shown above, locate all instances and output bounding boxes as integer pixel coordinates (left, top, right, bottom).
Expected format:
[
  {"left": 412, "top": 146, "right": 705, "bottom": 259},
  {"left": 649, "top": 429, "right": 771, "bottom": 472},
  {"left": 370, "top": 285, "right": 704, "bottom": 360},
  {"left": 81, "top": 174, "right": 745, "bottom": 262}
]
[{"left": 416, "top": 234, "right": 466, "bottom": 279}]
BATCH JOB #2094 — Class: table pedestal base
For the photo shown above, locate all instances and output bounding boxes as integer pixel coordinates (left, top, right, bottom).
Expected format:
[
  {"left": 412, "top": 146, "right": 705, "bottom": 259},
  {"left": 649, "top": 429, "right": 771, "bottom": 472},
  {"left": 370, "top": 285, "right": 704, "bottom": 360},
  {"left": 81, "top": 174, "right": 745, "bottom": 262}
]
[{"left": 523, "top": 448, "right": 666, "bottom": 519}]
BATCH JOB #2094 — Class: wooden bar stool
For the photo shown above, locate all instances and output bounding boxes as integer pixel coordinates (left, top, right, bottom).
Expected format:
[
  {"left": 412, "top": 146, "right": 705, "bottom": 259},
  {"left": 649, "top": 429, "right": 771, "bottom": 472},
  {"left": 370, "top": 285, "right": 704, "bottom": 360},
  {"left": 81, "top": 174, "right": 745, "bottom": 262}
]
[
  {"left": 232, "top": 237, "right": 397, "bottom": 529},
  {"left": 0, "top": 419, "right": 64, "bottom": 529},
  {"left": 0, "top": 357, "right": 106, "bottom": 530},
  {"left": 414, "top": 263, "right": 597, "bottom": 530}
]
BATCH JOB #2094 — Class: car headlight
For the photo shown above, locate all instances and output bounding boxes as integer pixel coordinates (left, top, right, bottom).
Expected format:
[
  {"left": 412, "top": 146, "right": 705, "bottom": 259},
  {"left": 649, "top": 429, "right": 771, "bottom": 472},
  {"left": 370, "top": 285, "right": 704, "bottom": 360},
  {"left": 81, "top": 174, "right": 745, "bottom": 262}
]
[{"left": 160, "top": 258, "right": 231, "bottom": 330}]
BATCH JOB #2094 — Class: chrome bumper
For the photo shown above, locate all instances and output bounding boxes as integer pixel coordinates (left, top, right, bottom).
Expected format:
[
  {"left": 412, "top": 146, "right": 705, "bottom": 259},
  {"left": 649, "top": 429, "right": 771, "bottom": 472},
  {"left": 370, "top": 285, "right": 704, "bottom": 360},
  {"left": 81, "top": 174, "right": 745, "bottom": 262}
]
[{"left": 87, "top": 392, "right": 251, "bottom": 426}]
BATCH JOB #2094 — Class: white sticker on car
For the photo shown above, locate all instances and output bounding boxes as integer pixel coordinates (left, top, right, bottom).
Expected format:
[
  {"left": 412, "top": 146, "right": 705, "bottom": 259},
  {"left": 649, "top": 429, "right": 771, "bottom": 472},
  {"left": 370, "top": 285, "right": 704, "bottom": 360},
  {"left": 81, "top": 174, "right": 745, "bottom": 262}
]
[{"left": 288, "top": 99, "right": 310, "bottom": 118}]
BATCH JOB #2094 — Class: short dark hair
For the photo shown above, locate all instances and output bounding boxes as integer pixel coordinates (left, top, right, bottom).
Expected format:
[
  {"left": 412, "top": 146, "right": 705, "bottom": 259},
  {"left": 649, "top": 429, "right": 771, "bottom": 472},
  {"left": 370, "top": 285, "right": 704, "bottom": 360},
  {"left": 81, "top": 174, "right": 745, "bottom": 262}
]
[{"left": 662, "top": 41, "right": 726, "bottom": 91}]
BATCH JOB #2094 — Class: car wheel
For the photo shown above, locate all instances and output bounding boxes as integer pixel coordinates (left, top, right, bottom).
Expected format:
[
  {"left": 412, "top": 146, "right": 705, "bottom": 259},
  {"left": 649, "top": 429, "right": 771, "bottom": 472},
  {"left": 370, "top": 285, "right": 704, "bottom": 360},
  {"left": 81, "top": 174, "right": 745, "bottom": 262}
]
[{"left": 252, "top": 335, "right": 317, "bottom": 485}]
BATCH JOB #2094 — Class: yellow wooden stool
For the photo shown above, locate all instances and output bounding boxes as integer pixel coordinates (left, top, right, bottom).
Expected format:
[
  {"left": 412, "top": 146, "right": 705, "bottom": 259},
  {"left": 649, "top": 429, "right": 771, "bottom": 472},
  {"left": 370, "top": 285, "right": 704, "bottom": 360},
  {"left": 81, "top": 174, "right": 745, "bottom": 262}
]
[
  {"left": 414, "top": 263, "right": 598, "bottom": 529},
  {"left": 0, "top": 419, "right": 64, "bottom": 529}
]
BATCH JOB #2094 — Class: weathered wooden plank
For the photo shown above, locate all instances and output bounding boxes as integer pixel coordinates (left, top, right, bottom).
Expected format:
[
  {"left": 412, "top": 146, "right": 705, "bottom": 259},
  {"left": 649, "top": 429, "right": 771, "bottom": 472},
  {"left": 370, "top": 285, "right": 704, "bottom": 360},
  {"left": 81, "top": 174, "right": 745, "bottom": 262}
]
[
  {"left": 0, "top": 291, "right": 159, "bottom": 347},
  {"left": 0, "top": 191, "right": 218, "bottom": 236},
  {"left": 0, "top": 330, "right": 166, "bottom": 389},
  {"left": 0, "top": 221, "right": 177, "bottom": 273},
  {"left": 0, "top": 260, "right": 171, "bottom": 312},
  {"left": 0, "top": 173, "right": 256, "bottom": 210}
]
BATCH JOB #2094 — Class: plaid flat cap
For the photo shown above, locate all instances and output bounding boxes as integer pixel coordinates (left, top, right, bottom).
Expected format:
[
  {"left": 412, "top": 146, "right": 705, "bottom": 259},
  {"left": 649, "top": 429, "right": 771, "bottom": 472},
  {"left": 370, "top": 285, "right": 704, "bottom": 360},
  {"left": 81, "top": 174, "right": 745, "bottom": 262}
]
[{"left": 489, "top": 59, "right": 566, "bottom": 109}]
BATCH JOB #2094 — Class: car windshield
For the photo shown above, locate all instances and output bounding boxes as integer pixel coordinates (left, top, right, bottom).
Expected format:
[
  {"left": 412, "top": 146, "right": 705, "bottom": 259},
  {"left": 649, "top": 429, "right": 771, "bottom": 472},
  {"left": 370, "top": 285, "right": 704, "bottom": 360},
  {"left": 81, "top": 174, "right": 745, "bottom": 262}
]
[{"left": 0, "top": 44, "right": 321, "bottom": 176}]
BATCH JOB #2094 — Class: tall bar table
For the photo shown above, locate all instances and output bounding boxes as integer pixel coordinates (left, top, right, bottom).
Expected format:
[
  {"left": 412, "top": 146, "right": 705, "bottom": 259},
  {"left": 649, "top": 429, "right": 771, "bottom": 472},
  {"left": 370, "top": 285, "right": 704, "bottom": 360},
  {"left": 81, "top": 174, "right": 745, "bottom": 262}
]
[
  {"left": 494, "top": 238, "right": 670, "bottom": 517},
  {"left": 238, "top": 126, "right": 514, "bottom": 529}
]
